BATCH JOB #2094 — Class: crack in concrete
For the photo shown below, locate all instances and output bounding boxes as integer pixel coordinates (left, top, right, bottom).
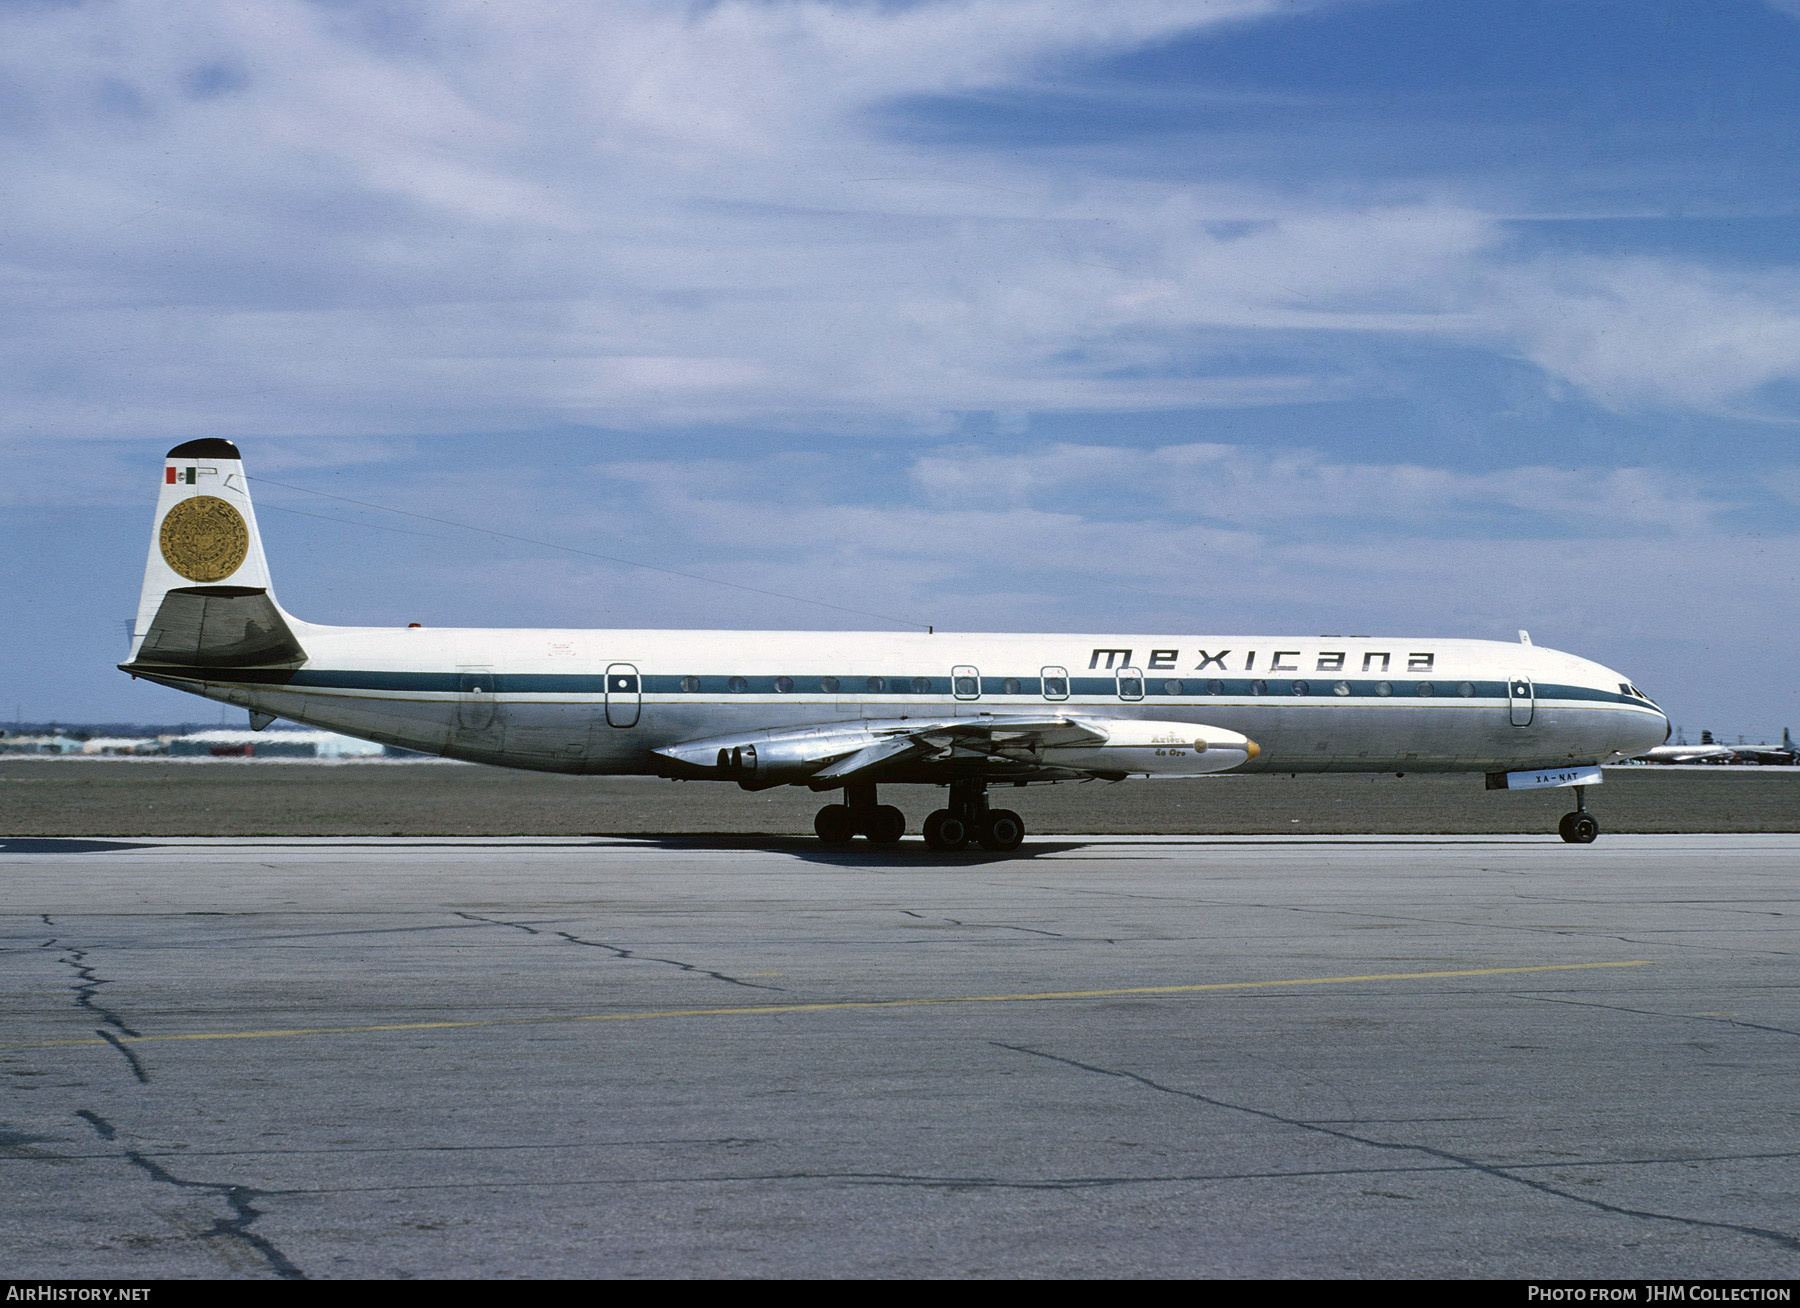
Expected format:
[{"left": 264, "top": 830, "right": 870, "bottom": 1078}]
[
  {"left": 134, "top": 1144, "right": 1800, "bottom": 1199},
  {"left": 1167, "top": 896, "right": 1797, "bottom": 959},
  {"left": 75, "top": 1110, "right": 304, "bottom": 1280},
  {"left": 95, "top": 1030, "right": 149, "bottom": 1084},
  {"left": 455, "top": 913, "right": 782, "bottom": 990},
  {"left": 1522, "top": 993, "right": 1800, "bottom": 1039},
  {"left": 937, "top": 917, "right": 1071, "bottom": 939},
  {"left": 901, "top": 909, "right": 1119, "bottom": 944},
  {"left": 32, "top": 1142, "right": 1800, "bottom": 1173},
  {"left": 994, "top": 1041, "right": 1800, "bottom": 1254},
  {"left": 49, "top": 1135, "right": 769, "bottom": 1162},
  {"left": 74, "top": 1109, "right": 115, "bottom": 1140},
  {"left": 40, "top": 929, "right": 148, "bottom": 1083},
  {"left": 56, "top": 948, "right": 141, "bottom": 1037}
]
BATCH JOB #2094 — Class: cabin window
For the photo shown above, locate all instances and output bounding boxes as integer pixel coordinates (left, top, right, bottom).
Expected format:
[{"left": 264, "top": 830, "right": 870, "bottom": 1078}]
[
  {"left": 680, "top": 676, "right": 700, "bottom": 693},
  {"left": 1333, "top": 681, "right": 1350, "bottom": 696},
  {"left": 953, "top": 675, "right": 979, "bottom": 697},
  {"left": 1458, "top": 682, "right": 1476, "bottom": 697},
  {"left": 1416, "top": 682, "right": 1435, "bottom": 697},
  {"left": 1163, "top": 679, "right": 1183, "bottom": 695},
  {"left": 1002, "top": 678, "right": 1022, "bottom": 695},
  {"left": 728, "top": 676, "right": 748, "bottom": 693},
  {"left": 866, "top": 676, "right": 885, "bottom": 693},
  {"left": 1117, "top": 669, "right": 1144, "bottom": 700},
  {"left": 1041, "top": 666, "right": 1069, "bottom": 700},
  {"left": 1291, "top": 680, "right": 1309, "bottom": 695},
  {"left": 1206, "top": 679, "right": 1225, "bottom": 695},
  {"left": 821, "top": 677, "right": 839, "bottom": 693},
  {"left": 774, "top": 676, "right": 794, "bottom": 693},
  {"left": 1375, "top": 681, "right": 1393, "bottom": 696},
  {"left": 911, "top": 677, "right": 930, "bottom": 693},
  {"left": 1250, "top": 680, "right": 1267, "bottom": 695}
]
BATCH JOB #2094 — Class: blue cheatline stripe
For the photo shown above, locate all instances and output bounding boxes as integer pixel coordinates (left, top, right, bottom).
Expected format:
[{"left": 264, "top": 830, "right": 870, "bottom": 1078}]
[{"left": 140, "top": 665, "right": 1643, "bottom": 708}]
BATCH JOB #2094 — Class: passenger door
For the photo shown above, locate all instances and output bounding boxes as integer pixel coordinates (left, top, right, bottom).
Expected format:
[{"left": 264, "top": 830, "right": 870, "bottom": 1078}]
[
  {"left": 605, "top": 663, "right": 641, "bottom": 728},
  {"left": 1509, "top": 675, "right": 1534, "bottom": 727},
  {"left": 456, "top": 666, "right": 496, "bottom": 732}
]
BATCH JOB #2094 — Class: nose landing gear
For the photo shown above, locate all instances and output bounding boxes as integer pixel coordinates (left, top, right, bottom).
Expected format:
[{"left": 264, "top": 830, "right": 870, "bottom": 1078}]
[{"left": 1558, "top": 785, "right": 1600, "bottom": 844}]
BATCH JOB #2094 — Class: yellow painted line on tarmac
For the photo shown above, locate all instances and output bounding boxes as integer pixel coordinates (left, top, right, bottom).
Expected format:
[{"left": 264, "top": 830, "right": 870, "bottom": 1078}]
[{"left": 4, "top": 961, "right": 1653, "bottom": 1052}]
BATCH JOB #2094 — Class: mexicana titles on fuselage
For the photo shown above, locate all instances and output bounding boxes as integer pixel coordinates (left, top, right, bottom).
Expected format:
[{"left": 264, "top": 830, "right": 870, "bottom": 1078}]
[{"left": 123, "top": 440, "right": 1671, "bottom": 851}]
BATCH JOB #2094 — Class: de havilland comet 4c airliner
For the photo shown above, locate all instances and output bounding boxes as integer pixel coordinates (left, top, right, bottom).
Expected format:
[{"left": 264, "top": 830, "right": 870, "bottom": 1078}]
[{"left": 124, "top": 440, "right": 1671, "bottom": 850}]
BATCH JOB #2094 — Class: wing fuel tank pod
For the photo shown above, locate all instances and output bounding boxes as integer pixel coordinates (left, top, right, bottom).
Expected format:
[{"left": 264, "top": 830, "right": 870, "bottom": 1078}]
[{"left": 1045, "top": 719, "right": 1259, "bottom": 776}]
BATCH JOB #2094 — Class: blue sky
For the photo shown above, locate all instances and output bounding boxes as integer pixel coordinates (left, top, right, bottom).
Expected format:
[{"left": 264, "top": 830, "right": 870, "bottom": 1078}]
[{"left": 2, "top": 0, "right": 1796, "bottom": 739}]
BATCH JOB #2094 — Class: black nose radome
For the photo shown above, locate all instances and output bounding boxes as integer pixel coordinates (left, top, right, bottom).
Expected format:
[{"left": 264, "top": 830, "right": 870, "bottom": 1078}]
[{"left": 166, "top": 438, "right": 242, "bottom": 459}]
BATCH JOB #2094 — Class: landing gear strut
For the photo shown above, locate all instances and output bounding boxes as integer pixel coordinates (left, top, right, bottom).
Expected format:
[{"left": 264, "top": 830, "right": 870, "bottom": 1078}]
[
  {"left": 1558, "top": 785, "right": 1600, "bottom": 844},
  {"left": 813, "top": 780, "right": 905, "bottom": 845},
  {"left": 923, "top": 779, "right": 1025, "bottom": 853}
]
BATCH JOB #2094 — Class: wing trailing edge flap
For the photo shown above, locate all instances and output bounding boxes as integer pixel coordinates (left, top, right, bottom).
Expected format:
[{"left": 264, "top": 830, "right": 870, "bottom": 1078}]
[
  {"left": 806, "top": 717, "right": 1111, "bottom": 788},
  {"left": 808, "top": 734, "right": 927, "bottom": 785}
]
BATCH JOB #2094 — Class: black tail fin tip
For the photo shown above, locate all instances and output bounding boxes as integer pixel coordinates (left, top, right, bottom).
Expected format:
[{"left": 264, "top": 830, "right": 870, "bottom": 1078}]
[{"left": 166, "top": 438, "right": 242, "bottom": 459}]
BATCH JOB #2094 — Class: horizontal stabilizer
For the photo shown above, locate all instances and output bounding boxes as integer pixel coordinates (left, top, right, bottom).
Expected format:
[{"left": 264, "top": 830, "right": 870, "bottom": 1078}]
[{"left": 132, "top": 586, "right": 307, "bottom": 668}]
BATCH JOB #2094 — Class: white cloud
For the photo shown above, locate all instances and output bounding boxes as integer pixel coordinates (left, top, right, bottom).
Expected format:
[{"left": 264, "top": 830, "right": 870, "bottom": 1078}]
[
  {"left": 909, "top": 442, "right": 1727, "bottom": 535},
  {"left": 0, "top": 0, "right": 1334, "bottom": 437},
  {"left": 1490, "top": 257, "right": 1800, "bottom": 415},
  {"left": 2, "top": 0, "right": 1798, "bottom": 442}
]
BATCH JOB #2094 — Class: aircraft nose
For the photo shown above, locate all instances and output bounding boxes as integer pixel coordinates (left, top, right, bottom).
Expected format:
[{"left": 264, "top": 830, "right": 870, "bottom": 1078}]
[{"left": 1620, "top": 708, "right": 1671, "bottom": 758}]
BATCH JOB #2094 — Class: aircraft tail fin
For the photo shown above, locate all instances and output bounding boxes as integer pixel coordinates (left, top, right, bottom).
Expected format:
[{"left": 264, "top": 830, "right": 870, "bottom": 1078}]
[{"left": 128, "top": 440, "right": 306, "bottom": 668}]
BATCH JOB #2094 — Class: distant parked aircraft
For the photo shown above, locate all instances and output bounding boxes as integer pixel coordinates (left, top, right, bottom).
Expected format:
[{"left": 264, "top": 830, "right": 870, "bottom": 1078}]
[{"left": 1641, "top": 728, "right": 1795, "bottom": 766}]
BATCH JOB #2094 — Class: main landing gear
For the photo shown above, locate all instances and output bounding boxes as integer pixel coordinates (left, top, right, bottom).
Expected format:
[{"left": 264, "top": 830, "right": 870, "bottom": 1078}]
[
  {"left": 1558, "top": 785, "right": 1600, "bottom": 844},
  {"left": 923, "top": 779, "right": 1024, "bottom": 853},
  {"left": 811, "top": 778, "right": 1028, "bottom": 853},
  {"left": 813, "top": 779, "right": 905, "bottom": 846}
]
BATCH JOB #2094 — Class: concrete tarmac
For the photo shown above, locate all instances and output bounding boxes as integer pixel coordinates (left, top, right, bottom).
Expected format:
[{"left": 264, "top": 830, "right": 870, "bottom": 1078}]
[{"left": 2, "top": 834, "right": 1797, "bottom": 1279}]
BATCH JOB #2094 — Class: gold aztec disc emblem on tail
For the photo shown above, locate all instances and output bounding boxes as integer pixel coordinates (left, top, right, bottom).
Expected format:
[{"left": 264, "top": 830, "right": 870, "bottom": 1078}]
[{"left": 159, "top": 495, "right": 249, "bottom": 583}]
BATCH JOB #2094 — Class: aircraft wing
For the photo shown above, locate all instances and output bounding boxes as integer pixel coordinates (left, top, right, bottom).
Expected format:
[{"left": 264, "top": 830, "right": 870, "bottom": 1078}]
[
  {"left": 652, "top": 714, "right": 1254, "bottom": 790},
  {"left": 807, "top": 716, "right": 1109, "bottom": 786}
]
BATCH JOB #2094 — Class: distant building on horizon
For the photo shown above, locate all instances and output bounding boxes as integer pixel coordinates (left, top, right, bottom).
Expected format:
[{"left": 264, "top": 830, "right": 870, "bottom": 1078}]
[
  {"left": 164, "top": 729, "right": 387, "bottom": 759},
  {"left": 2, "top": 728, "right": 394, "bottom": 759}
]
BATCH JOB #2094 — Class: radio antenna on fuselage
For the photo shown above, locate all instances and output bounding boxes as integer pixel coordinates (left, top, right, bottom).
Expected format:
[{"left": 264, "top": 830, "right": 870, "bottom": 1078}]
[{"left": 248, "top": 475, "right": 934, "bottom": 631}]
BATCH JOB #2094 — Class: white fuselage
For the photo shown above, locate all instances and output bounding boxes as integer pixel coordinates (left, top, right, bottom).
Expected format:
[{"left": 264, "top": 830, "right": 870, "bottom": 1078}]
[{"left": 133, "top": 622, "right": 1671, "bottom": 779}]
